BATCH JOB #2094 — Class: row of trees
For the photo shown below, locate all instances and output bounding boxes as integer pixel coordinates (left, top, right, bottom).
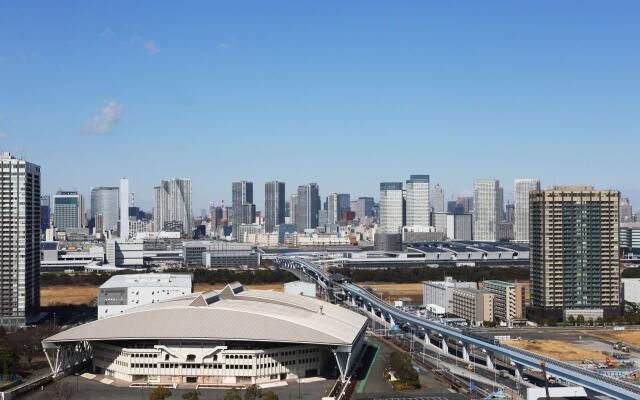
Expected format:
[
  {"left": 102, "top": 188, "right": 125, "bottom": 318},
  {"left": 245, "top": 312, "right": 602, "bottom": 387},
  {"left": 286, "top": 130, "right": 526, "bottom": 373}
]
[
  {"left": 329, "top": 266, "right": 529, "bottom": 283},
  {"left": 148, "top": 385, "right": 279, "bottom": 400},
  {"left": 386, "top": 351, "right": 420, "bottom": 390},
  {"left": 0, "top": 323, "right": 60, "bottom": 375}
]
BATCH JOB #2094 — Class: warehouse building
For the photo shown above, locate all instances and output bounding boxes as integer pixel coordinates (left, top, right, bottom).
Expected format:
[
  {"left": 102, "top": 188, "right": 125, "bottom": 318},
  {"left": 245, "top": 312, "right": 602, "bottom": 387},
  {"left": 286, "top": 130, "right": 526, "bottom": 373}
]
[
  {"left": 97, "top": 273, "right": 192, "bottom": 319},
  {"left": 43, "top": 283, "right": 367, "bottom": 385}
]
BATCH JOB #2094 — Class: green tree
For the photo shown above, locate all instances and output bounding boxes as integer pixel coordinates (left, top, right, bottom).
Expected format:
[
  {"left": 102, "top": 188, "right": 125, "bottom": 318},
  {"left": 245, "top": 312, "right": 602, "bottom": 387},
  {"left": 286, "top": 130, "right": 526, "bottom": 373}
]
[
  {"left": 224, "top": 388, "right": 242, "bottom": 400},
  {"left": 567, "top": 315, "right": 576, "bottom": 325},
  {"left": 182, "top": 389, "right": 201, "bottom": 400},
  {"left": 149, "top": 386, "right": 172, "bottom": 400},
  {"left": 0, "top": 346, "right": 18, "bottom": 375},
  {"left": 244, "top": 384, "right": 261, "bottom": 400},
  {"left": 261, "top": 391, "right": 279, "bottom": 400},
  {"left": 576, "top": 315, "right": 585, "bottom": 325}
]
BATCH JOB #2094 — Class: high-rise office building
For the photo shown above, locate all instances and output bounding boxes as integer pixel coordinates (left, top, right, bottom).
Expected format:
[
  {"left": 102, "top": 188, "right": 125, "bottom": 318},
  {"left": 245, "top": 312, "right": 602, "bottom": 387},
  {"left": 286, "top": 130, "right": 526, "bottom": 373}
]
[
  {"left": 90, "top": 187, "right": 119, "bottom": 233},
  {"left": 378, "top": 182, "right": 404, "bottom": 233},
  {"left": 265, "top": 181, "right": 285, "bottom": 233},
  {"left": 0, "top": 152, "right": 40, "bottom": 327},
  {"left": 40, "top": 195, "right": 51, "bottom": 233},
  {"left": 296, "top": 183, "right": 320, "bottom": 231},
  {"left": 405, "top": 175, "right": 430, "bottom": 227},
  {"left": 154, "top": 178, "right": 193, "bottom": 234},
  {"left": 513, "top": 178, "right": 541, "bottom": 242},
  {"left": 457, "top": 196, "right": 474, "bottom": 213},
  {"left": 231, "top": 181, "right": 255, "bottom": 238},
  {"left": 327, "top": 193, "right": 350, "bottom": 225},
  {"left": 529, "top": 186, "right": 620, "bottom": 321},
  {"left": 620, "top": 198, "right": 633, "bottom": 223},
  {"left": 496, "top": 186, "right": 505, "bottom": 222},
  {"left": 376, "top": 182, "right": 404, "bottom": 251},
  {"left": 53, "top": 191, "right": 84, "bottom": 230},
  {"left": 353, "top": 197, "right": 374, "bottom": 220},
  {"left": 289, "top": 194, "right": 298, "bottom": 228},
  {"left": 119, "top": 178, "right": 130, "bottom": 239},
  {"left": 430, "top": 183, "right": 444, "bottom": 213},
  {"left": 473, "top": 179, "right": 500, "bottom": 241}
]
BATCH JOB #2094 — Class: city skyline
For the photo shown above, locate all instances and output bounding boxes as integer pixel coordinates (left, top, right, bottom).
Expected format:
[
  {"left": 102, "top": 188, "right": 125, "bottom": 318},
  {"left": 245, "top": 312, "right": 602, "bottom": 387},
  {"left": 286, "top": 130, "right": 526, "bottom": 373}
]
[{"left": 1, "top": 2, "right": 639, "bottom": 209}]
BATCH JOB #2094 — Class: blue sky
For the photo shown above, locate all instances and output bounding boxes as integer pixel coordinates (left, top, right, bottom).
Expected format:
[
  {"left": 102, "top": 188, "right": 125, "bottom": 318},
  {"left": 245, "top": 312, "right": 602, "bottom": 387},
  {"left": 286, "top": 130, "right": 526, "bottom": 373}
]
[{"left": 1, "top": 1, "right": 639, "bottom": 211}]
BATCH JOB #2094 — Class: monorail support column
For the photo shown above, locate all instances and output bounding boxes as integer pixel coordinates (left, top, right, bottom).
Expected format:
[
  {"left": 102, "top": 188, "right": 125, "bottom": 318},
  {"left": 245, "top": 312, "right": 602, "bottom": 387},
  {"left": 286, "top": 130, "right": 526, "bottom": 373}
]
[
  {"left": 486, "top": 352, "right": 495, "bottom": 370},
  {"left": 441, "top": 336, "right": 449, "bottom": 354},
  {"left": 462, "top": 343, "right": 470, "bottom": 362},
  {"left": 514, "top": 363, "right": 523, "bottom": 380}
]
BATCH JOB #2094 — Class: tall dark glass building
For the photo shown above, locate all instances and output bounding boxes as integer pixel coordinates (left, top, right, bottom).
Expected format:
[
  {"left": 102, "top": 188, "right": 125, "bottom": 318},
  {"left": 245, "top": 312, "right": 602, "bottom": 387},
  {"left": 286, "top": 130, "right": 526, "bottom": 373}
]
[{"left": 265, "top": 181, "right": 285, "bottom": 233}]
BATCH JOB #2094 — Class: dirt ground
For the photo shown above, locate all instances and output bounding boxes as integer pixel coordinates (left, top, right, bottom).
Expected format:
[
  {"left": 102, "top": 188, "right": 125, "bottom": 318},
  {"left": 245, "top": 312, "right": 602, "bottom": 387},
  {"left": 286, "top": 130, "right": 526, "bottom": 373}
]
[
  {"left": 40, "top": 283, "right": 286, "bottom": 306},
  {"left": 359, "top": 283, "right": 424, "bottom": 303},
  {"left": 582, "top": 330, "right": 640, "bottom": 347},
  {"left": 41, "top": 286, "right": 98, "bottom": 306},
  {"left": 41, "top": 282, "right": 424, "bottom": 305},
  {"left": 503, "top": 339, "right": 606, "bottom": 361}
]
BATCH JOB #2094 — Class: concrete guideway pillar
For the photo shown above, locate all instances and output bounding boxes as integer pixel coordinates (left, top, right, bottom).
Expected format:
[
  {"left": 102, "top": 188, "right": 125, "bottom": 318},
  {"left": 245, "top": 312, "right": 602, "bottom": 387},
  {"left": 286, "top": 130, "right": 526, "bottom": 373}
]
[
  {"left": 441, "top": 336, "right": 449, "bottom": 354},
  {"left": 462, "top": 343, "right": 470, "bottom": 362},
  {"left": 486, "top": 352, "right": 495, "bottom": 370}
]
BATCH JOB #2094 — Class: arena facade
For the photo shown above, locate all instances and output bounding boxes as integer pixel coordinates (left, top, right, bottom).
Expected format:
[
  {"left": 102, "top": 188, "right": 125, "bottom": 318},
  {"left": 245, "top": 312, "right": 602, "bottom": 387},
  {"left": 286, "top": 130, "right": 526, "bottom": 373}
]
[{"left": 42, "top": 283, "right": 367, "bottom": 385}]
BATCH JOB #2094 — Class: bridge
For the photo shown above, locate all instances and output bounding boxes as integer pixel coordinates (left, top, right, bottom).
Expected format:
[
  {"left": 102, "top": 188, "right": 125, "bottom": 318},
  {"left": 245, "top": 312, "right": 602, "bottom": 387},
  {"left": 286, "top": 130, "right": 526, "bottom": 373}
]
[{"left": 274, "top": 256, "right": 640, "bottom": 400}]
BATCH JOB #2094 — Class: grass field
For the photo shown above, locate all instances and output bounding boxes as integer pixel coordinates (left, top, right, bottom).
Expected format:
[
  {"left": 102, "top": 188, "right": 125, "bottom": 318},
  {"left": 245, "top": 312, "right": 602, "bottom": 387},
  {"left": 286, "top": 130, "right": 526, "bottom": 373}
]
[{"left": 503, "top": 339, "right": 606, "bottom": 361}]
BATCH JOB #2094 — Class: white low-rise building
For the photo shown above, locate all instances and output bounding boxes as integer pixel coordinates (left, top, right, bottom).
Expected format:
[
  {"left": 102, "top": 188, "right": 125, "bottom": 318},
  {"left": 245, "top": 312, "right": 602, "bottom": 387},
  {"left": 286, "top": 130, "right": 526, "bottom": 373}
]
[
  {"left": 423, "top": 277, "right": 477, "bottom": 313},
  {"left": 622, "top": 278, "right": 640, "bottom": 303},
  {"left": 97, "top": 273, "right": 192, "bottom": 319},
  {"left": 106, "top": 239, "right": 144, "bottom": 267}
]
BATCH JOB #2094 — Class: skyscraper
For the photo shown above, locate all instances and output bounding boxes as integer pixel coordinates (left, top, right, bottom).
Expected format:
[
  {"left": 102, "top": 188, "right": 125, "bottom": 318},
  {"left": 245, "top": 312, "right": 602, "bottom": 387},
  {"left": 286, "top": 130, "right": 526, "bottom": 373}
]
[
  {"left": 353, "top": 197, "right": 374, "bottom": 220},
  {"left": 0, "top": 152, "right": 40, "bottom": 327},
  {"left": 430, "top": 183, "right": 445, "bottom": 213},
  {"left": 264, "top": 181, "right": 286, "bottom": 233},
  {"left": 90, "top": 187, "right": 119, "bottom": 233},
  {"left": 529, "top": 186, "right": 620, "bottom": 321},
  {"left": 289, "top": 194, "right": 298, "bottom": 228},
  {"left": 496, "top": 185, "right": 505, "bottom": 222},
  {"left": 513, "top": 178, "right": 540, "bottom": 242},
  {"left": 327, "top": 193, "right": 350, "bottom": 224},
  {"left": 232, "top": 181, "right": 255, "bottom": 238},
  {"left": 296, "top": 183, "right": 320, "bottom": 231},
  {"left": 53, "top": 191, "right": 84, "bottom": 230},
  {"left": 119, "top": 178, "right": 129, "bottom": 239},
  {"left": 620, "top": 198, "right": 633, "bottom": 223},
  {"left": 378, "top": 182, "right": 404, "bottom": 233},
  {"left": 473, "top": 179, "right": 500, "bottom": 241},
  {"left": 405, "top": 175, "right": 430, "bottom": 227},
  {"left": 40, "top": 195, "right": 51, "bottom": 233},
  {"left": 154, "top": 178, "right": 193, "bottom": 234}
]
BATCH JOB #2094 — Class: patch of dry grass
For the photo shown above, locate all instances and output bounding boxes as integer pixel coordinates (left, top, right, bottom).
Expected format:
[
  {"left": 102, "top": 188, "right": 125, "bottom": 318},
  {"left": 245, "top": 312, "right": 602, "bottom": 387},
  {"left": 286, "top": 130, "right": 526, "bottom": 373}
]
[
  {"left": 503, "top": 339, "right": 606, "bottom": 361},
  {"left": 583, "top": 330, "right": 640, "bottom": 347},
  {"left": 358, "top": 283, "right": 424, "bottom": 303},
  {"left": 41, "top": 286, "right": 97, "bottom": 306}
]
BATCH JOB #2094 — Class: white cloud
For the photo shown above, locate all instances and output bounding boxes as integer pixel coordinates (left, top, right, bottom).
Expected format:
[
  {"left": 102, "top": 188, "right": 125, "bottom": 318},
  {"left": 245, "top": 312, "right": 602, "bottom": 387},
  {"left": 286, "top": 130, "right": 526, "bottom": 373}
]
[
  {"left": 82, "top": 101, "right": 123, "bottom": 135},
  {"left": 218, "top": 38, "right": 237, "bottom": 50},
  {"left": 130, "top": 35, "right": 160, "bottom": 55},
  {"left": 0, "top": 132, "right": 8, "bottom": 139},
  {"left": 100, "top": 27, "right": 114, "bottom": 39},
  {"left": 144, "top": 40, "right": 159, "bottom": 55}
]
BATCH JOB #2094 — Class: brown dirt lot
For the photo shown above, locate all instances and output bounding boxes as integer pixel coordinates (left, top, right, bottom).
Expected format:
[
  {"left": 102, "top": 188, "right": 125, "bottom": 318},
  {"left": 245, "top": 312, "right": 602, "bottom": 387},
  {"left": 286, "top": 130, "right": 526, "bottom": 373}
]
[
  {"left": 503, "top": 339, "right": 606, "bottom": 362},
  {"left": 41, "top": 282, "right": 425, "bottom": 305},
  {"left": 582, "top": 330, "right": 640, "bottom": 347},
  {"left": 41, "top": 286, "right": 98, "bottom": 306},
  {"left": 358, "top": 283, "right": 423, "bottom": 303}
]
